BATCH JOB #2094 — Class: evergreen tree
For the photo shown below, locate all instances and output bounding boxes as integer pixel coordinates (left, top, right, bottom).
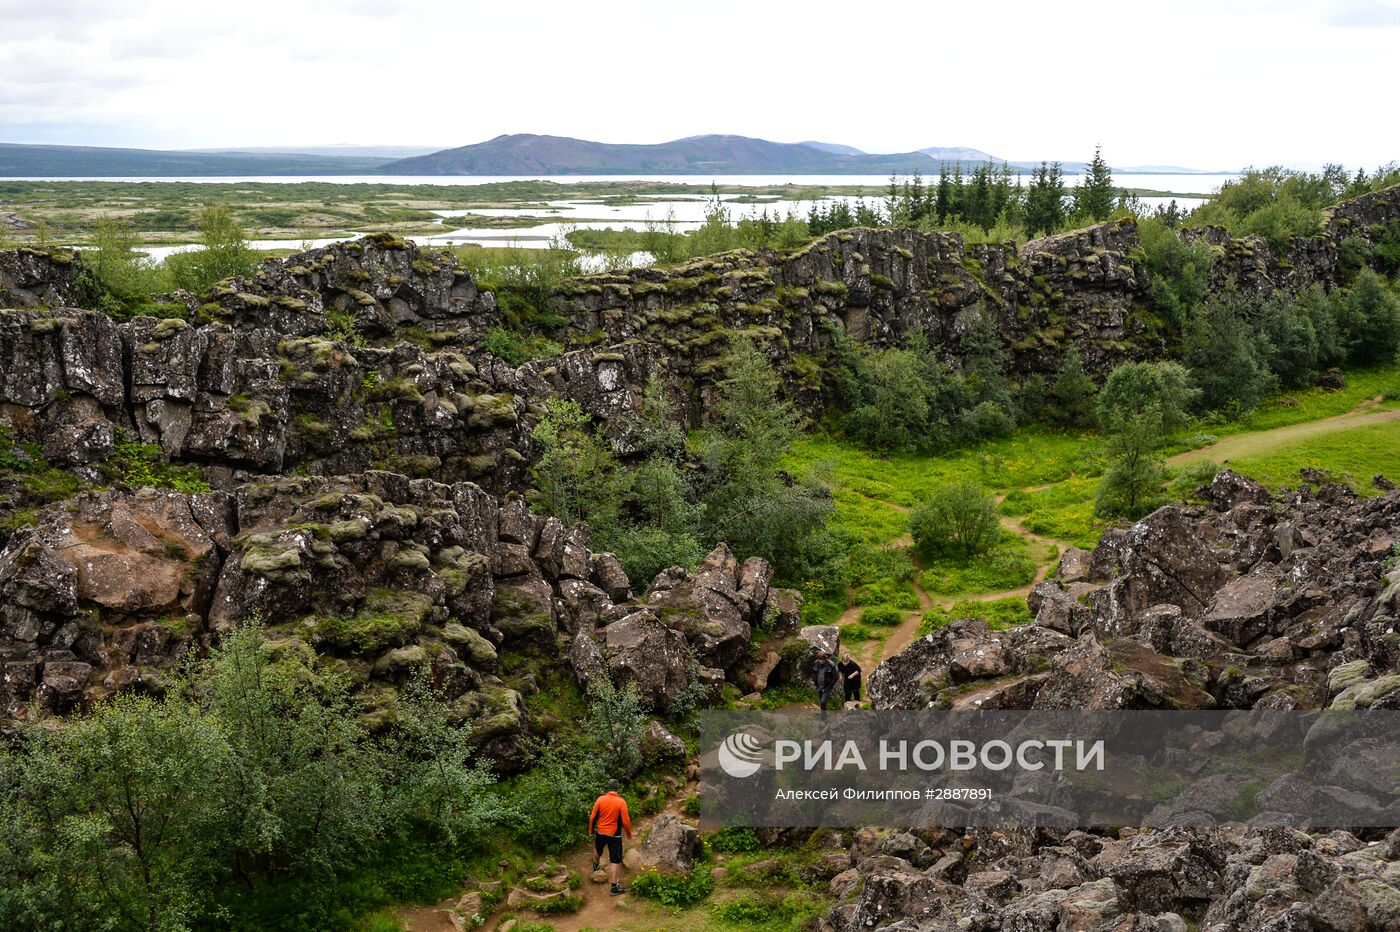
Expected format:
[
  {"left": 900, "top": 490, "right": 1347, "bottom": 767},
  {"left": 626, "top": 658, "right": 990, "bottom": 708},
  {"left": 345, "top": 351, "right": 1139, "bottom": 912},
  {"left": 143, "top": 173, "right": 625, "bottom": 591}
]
[
  {"left": 1258, "top": 293, "right": 1320, "bottom": 388},
  {"left": 1048, "top": 346, "right": 1098, "bottom": 427},
  {"left": 853, "top": 197, "right": 882, "bottom": 227},
  {"left": 967, "top": 165, "right": 992, "bottom": 231},
  {"left": 958, "top": 310, "right": 1011, "bottom": 408},
  {"left": 949, "top": 164, "right": 965, "bottom": 221},
  {"left": 1074, "top": 145, "right": 1115, "bottom": 221},
  {"left": 1024, "top": 162, "right": 1068, "bottom": 237},
  {"left": 1183, "top": 293, "right": 1278, "bottom": 417},
  {"left": 1333, "top": 269, "right": 1400, "bottom": 363},
  {"left": 934, "top": 166, "right": 953, "bottom": 224},
  {"left": 885, "top": 173, "right": 901, "bottom": 225},
  {"left": 608, "top": 377, "right": 703, "bottom": 582},
  {"left": 909, "top": 170, "right": 926, "bottom": 224},
  {"left": 1047, "top": 161, "right": 1067, "bottom": 230},
  {"left": 990, "top": 162, "right": 1015, "bottom": 225},
  {"left": 701, "top": 336, "right": 834, "bottom": 577}
]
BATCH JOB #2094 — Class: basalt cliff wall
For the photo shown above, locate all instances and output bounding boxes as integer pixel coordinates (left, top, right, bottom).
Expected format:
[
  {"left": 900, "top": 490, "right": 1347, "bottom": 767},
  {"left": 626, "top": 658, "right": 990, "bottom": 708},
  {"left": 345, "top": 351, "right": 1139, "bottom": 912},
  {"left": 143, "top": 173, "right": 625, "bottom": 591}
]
[{"left": 3, "top": 184, "right": 1396, "bottom": 513}]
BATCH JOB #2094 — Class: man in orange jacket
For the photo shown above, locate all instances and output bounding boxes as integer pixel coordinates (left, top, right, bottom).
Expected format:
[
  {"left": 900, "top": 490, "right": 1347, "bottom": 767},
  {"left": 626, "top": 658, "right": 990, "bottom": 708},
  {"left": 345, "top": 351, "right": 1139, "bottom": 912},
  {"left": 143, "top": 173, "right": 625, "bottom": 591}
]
[{"left": 588, "top": 780, "right": 633, "bottom": 896}]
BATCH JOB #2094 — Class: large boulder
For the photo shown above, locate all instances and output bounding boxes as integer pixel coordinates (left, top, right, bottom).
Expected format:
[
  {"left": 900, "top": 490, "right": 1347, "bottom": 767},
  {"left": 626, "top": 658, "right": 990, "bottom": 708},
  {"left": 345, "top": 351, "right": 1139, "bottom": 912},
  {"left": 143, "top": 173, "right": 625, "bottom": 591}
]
[
  {"left": 867, "top": 621, "right": 1073, "bottom": 711},
  {"left": 599, "top": 610, "right": 696, "bottom": 710},
  {"left": 40, "top": 489, "right": 232, "bottom": 617},
  {"left": 625, "top": 814, "right": 701, "bottom": 873},
  {"left": 1031, "top": 636, "right": 1174, "bottom": 711},
  {"left": 1084, "top": 507, "right": 1231, "bottom": 638},
  {"left": 643, "top": 544, "right": 760, "bottom": 672}
]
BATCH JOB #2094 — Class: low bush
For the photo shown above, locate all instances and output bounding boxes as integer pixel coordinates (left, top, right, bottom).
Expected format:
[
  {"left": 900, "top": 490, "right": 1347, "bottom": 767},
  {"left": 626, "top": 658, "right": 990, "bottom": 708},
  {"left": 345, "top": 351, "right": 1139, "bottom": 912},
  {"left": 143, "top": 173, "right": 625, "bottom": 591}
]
[
  {"left": 708, "top": 826, "right": 762, "bottom": 853},
  {"left": 629, "top": 867, "right": 714, "bottom": 908},
  {"left": 910, "top": 482, "right": 1000, "bottom": 559},
  {"left": 530, "top": 894, "right": 582, "bottom": 914},
  {"left": 919, "top": 535, "right": 1037, "bottom": 596},
  {"left": 859, "top": 604, "right": 903, "bottom": 627},
  {"left": 711, "top": 890, "right": 826, "bottom": 929}
]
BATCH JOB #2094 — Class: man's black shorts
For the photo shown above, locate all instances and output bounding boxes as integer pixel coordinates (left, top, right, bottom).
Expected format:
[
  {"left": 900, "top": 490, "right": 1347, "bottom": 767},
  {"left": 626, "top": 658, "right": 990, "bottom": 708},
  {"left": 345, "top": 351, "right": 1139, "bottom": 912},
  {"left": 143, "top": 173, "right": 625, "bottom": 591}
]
[{"left": 594, "top": 832, "right": 623, "bottom": 864}]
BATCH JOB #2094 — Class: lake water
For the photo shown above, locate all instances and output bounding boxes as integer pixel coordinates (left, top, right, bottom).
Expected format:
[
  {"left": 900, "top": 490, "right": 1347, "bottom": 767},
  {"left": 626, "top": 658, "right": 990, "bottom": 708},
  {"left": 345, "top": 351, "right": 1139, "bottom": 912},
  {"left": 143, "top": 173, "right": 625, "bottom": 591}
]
[
  {"left": 14, "top": 172, "right": 1235, "bottom": 194},
  {"left": 47, "top": 172, "right": 1234, "bottom": 258}
]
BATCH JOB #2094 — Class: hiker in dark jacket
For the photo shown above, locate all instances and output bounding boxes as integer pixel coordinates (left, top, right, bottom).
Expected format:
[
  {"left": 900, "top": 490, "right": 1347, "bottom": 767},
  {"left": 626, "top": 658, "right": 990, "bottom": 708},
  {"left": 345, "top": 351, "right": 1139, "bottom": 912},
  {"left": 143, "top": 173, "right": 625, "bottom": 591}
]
[
  {"left": 813, "top": 651, "right": 840, "bottom": 711},
  {"left": 837, "top": 654, "right": 862, "bottom": 703}
]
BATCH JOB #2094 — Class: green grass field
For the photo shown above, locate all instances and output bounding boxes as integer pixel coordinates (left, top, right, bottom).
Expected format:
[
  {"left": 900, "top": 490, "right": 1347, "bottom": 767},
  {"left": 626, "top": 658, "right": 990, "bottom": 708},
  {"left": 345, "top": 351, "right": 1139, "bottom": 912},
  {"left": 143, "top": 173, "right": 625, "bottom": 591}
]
[
  {"left": 787, "top": 363, "right": 1399, "bottom": 633},
  {"left": 1222, "top": 418, "right": 1400, "bottom": 493}
]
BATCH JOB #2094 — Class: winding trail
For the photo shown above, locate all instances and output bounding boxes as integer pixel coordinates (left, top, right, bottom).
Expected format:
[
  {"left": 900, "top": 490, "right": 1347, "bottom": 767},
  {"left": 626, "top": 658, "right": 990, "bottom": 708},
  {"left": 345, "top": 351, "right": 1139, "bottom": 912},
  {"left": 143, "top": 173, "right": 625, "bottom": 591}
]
[
  {"left": 1168, "top": 399, "right": 1400, "bottom": 467},
  {"left": 401, "top": 782, "right": 698, "bottom": 932},
  {"left": 839, "top": 493, "right": 1079, "bottom": 679}
]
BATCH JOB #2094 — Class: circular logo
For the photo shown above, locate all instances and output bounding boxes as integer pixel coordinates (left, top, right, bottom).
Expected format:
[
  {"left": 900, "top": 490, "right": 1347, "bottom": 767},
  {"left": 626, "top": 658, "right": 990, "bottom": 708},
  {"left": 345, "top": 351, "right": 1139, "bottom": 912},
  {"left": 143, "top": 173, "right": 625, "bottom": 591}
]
[{"left": 718, "top": 730, "right": 765, "bottom": 779}]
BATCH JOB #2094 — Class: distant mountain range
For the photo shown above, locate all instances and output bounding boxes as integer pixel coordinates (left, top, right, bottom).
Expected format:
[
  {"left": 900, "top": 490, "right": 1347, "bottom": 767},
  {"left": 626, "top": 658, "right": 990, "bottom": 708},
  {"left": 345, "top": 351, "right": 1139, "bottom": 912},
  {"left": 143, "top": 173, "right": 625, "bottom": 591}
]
[
  {"left": 187, "top": 144, "right": 445, "bottom": 160},
  {"left": 0, "top": 137, "right": 1217, "bottom": 178},
  {"left": 380, "top": 134, "right": 964, "bottom": 176},
  {"left": 0, "top": 143, "right": 404, "bottom": 177}
]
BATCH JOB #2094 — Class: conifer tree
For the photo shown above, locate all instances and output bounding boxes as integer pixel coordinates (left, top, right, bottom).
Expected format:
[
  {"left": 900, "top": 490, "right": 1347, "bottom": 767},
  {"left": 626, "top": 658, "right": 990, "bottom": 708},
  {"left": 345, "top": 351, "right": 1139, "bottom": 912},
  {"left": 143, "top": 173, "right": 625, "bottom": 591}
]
[
  {"left": 909, "top": 169, "right": 926, "bottom": 224},
  {"left": 1025, "top": 161, "right": 1067, "bottom": 236},
  {"left": 1074, "top": 145, "right": 1115, "bottom": 221},
  {"left": 1048, "top": 161, "right": 1067, "bottom": 229},
  {"left": 934, "top": 165, "right": 953, "bottom": 224},
  {"left": 967, "top": 165, "right": 993, "bottom": 231}
]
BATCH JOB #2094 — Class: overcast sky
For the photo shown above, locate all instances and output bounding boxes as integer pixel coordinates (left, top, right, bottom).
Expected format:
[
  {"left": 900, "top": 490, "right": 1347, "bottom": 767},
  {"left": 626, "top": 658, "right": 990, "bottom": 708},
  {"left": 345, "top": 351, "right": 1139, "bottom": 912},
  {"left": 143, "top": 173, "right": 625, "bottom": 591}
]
[{"left": 2, "top": 0, "right": 1396, "bottom": 169}]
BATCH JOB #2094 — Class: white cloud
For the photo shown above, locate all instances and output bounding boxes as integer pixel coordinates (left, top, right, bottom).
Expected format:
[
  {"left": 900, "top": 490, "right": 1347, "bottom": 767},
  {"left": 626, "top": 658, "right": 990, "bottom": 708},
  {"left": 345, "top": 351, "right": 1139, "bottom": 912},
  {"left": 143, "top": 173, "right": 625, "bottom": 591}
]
[{"left": 0, "top": 0, "right": 1394, "bottom": 168}]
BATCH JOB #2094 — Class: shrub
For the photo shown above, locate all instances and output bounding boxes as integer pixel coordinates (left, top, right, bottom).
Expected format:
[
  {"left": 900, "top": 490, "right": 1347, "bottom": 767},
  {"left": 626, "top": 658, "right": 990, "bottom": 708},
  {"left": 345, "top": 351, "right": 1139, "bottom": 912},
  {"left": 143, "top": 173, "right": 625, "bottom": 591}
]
[
  {"left": 1139, "top": 215, "right": 1214, "bottom": 335},
  {"left": 839, "top": 624, "right": 878, "bottom": 642},
  {"left": 164, "top": 206, "right": 256, "bottom": 292},
  {"left": 921, "top": 596, "right": 1032, "bottom": 633},
  {"left": 629, "top": 867, "right": 714, "bottom": 908},
  {"left": 2, "top": 694, "right": 234, "bottom": 931},
  {"left": 508, "top": 747, "right": 606, "bottom": 854},
  {"left": 1, "top": 620, "right": 514, "bottom": 931},
  {"left": 1239, "top": 192, "right": 1322, "bottom": 247},
  {"left": 586, "top": 677, "right": 648, "bottom": 779},
  {"left": 708, "top": 826, "right": 762, "bottom": 853},
  {"left": 919, "top": 538, "right": 1037, "bottom": 595},
  {"left": 530, "top": 894, "right": 582, "bottom": 914},
  {"left": 1048, "top": 347, "right": 1097, "bottom": 428},
  {"left": 482, "top": 326, "right": 527, "bottom": 365},
  {"left": 910, "top": 482, "right": 1000, "bottom": 559},
  {"left": 1169, "top": 460, "right": 1222, "bottom": 502},
  {"left": 712, "top": 890, "right": 826, "bottom": 929},
  {"left": 859, "top": 604, "right": 903, "bottom": 627}
]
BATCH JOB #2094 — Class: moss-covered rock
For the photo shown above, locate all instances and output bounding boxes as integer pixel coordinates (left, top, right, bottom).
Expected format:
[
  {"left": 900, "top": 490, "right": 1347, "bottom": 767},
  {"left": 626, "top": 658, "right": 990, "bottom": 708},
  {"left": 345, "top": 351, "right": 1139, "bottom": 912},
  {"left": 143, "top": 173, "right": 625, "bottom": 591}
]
[{"left": 313, "top": 587, "right": 434, "bottom": 654}]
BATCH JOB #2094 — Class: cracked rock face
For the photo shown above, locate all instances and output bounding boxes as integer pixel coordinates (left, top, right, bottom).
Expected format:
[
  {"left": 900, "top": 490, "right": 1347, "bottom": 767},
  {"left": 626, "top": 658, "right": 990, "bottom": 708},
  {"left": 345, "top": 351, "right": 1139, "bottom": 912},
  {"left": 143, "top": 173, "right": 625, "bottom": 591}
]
[
  {"left": 5, "top": 186, "right": 1398, "bottom": 517},
  {"left": 840, "top": 470, "right": 1400, "bottom": 929},
  {"left": 0, "top": 478, "right": 801, "bottom": 762}
]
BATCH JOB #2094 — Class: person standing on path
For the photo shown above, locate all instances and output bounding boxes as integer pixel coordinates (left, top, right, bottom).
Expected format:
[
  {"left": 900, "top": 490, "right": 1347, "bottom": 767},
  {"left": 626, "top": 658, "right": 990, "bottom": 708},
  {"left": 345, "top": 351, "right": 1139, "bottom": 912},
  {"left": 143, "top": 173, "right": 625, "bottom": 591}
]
[
  {"left": 837, "top": 654, "right": 862, "bottom": 704},
  {"left": 589, "top": 780, "right": 633, "bottom": 896},
  {"left": 813, "top": 651, "right": 840, "bottom": 712}
]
